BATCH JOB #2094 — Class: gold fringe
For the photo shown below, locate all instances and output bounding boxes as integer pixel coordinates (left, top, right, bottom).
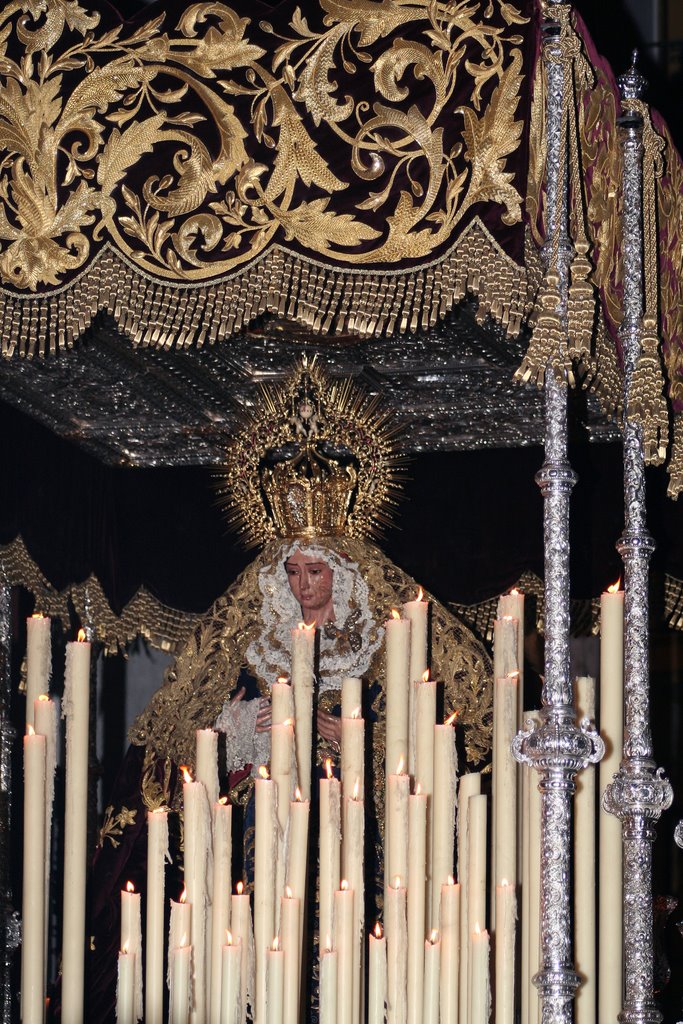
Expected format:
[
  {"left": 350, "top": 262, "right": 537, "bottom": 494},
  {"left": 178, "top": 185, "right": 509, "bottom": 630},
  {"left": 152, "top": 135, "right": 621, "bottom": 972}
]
[
  {"left": 514, "top": 270, "right": 572, "bottom": 386},
  {"left": 629, "top": 319, "right": 669, "bottom": 465},
  {"left": 567, "top": 241, "right": 596, "bottom": 366},
  {"left": 667, "top": 416, "right": 683, "bottom": 498}
]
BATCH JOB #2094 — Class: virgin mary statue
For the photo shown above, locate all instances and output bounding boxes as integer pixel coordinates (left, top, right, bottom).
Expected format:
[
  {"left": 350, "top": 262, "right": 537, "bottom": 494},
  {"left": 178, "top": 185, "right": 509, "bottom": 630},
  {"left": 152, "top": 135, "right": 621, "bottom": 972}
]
[{"left": 77, "top": 358, "right": 493, "bottom": 1022}]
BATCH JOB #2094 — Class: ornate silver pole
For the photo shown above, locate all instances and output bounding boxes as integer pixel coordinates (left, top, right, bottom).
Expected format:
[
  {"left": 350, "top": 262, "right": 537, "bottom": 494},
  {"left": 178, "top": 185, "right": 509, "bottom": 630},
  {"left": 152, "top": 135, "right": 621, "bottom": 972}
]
[
  {"left": 603, "top": 55, "right": 673, "bottom": 1024},
  {"left": 513, "top": 5, "right": 603, "bottom": 1023}
]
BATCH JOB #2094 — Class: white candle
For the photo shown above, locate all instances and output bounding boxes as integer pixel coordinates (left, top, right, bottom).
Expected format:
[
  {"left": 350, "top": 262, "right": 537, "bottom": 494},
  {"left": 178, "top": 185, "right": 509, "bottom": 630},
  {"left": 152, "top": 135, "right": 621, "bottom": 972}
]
[
  {"left": 286, "top": 789, "right": 309, "bottom": 946},
  {"left": 368, "top": 924, "right": 387, "bottom": 1024},
  {"left": 407, "top": 791, "right": 426, "bottom": 1024},
  {"left": 196, "top": 728, "right": 220, "bottom": 809},
  {"left": 385, "top": 613, "right": 411, "bottom": 790},
  {"left": 61, "top": 631, "right": 91, "bottom": 1024},
  {"left": 231, "top": 883, "right": 252, "bottom": 1023},
  {"left": 319, "top": 763, "right": 341, "bottom": 950},
  {"left": 403, "top": 589, "right": 428, "bottom": 777},
  {"left": 271, "top": 719, "right": 293, "bottom": 923},
  {"left": 599, "top": 584, "right": 623, "bottom": 1024},
  {"left": 220, "top": 935, "right": 242, "bottom": 1024},
  {"left": 494, "top": 673, "right": 518, "bottom": 886},
  {"left": 170, "top": 943, "right": 192, "bottom": 1024},
  {"left": 169, "top": 891, "right": 192, "bottom": 957},
  {"left": 121, "top": 882, "right": 142, "bottom": 1021},
  {"left": 291, "top": 622, "right": 315, "bottom": 800},
  {"left": 181, "top": 766, "right": 212, "bottom": 1024},
  {"left": 266, "top": 939, "right": 284, "bottom": 1024},
  {"left": 491, "top": 616, "right": 518, "bottom": 920},
  {"left": 467, "top": 795, "right": 487, "bottom": 944},
  {"left": 281, "top": 890, "right": 301, "bottom": 1024},
  {"left": 526, "top": 725, "right": 542, "bottom": 1024},
  {"left": 271, "top": 677, "right": 293, "bottom": 726},
  {"left": 431, "top": 714, "right": 457, "bottom": 929},
  {"left": 146, "top": 809, "right": 169, "bottom": 1024},
  {"left": 117, "top": 947, "right": 136, "bottom": 1024},
  {"left": 319, "top": 946, "right": 338, "bottom": 1024},
  {"left": 423, "top": 931, "right": 440, "bottom": 1024},
  {"left": 211, "top": 799, "right": 233, "bottom": 1023},
  {"left": 439, "top": 881, "right": 460, "bottom": 1024},
  {"left": 341, "top": 709, "right": 365, "bottom": 800},
  {"left": 255, "top": 768, "right": 277, "bottom": 1024},
  {"left": 414, "top": 676, "right": 436, "bottom": 927},
  {"left": 25, "top": 613, "right": 51, "bottom": 730},
  {"left": 335, "top": 883, "right": 354, "bottom": 1024},
  {"left": 342, "top": 786, "right": 365, "bottom": 1024},
  {"left": 469, "top": 925, "right": 490, "bottom": 1024},
  {"left": 341, "top": 677, "right": 362, "bottom": 719},
  {"left": 495, "top": 883, "right": 516, "bottom": 1024},
  {"left": 574, "top": 676, "right": 596, "bottom": 1024},
  {"left": 21, "top": 728, "right": 46, "bottom": 1024},
  {"left": 34, "top": 693, "right": 56, "bottom": 968},
  {"left": 497, "top": 590, "right": 524, "bottom": 716},
  {"left": 457, "top": 772, "right": 481, "bottom": 1024},
  {"left": 386, "top": 879, "right": 408, "bottom": 1024}
]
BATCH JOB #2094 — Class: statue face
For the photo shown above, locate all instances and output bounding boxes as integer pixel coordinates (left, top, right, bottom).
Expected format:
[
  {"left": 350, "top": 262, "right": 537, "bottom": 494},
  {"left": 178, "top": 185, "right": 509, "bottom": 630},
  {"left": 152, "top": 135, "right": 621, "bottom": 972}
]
[{"left": 285, "top": 550, "right": 334, "bottom": 624}]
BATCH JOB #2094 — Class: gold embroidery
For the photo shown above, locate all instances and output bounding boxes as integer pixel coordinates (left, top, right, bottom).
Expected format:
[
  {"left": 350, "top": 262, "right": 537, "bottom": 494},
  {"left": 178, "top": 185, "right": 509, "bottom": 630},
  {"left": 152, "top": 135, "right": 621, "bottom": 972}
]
[
  {"left": 141, "top": 747, "right": 173, "bottom": 811},
  {"left": 98, "top": 803, "right": 137, "bottom": 848}
]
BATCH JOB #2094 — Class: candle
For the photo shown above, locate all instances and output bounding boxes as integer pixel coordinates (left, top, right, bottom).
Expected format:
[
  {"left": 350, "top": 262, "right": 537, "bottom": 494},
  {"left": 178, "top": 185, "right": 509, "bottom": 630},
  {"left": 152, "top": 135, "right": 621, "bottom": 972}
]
[
  {"left": 319, "top": 945, "right": 338, "bottom": 1024},
  {"left": 341, "top": 676, "right": 362, "bottom": 719},
  {"left": 469, "top": 925, "right": 490, "bottom": 1024},
  {"left": 271, "top": 719, "right": 293, "bottom": 923},
  {"left": 403, "top": 588, "right": 428, "bottom": 776},
  {"left": 494, "top": 673, "right": 518, "bottom": 886},
  {"left": 457, "top": 772, "right": 481, "bottom": 1024},
  {"left": 281, "top": 889, "right": 301, "bottom": 1024},
  {"left": 169, "top": 889, "right": 192, "bottom": 953},
  {"left": 368, "top": 924, "right": 387, "bottom": 1024},
  {"left": 170, "top": 943, "right": 192, "bottom": 1024},
  {"left": 423, "top": 931, "right": 440, "bottom": 1024},
  {"left": 491, "top": 617, "right": 518, "bottom": 919},
  {"left": 497, "top": 590, "right": 525, "bottom": 717},
  {"left": 117, "top": 946, "right": 136, "bottom": 1024},
  {"left": 255, "top": 767, "right": 277, "bottom": 1024},
  {"left": 196, "top": 728, "right": 220, "bottom": 809},
  {"left": 341, "top": 707, "right": 365, "bottom": 800},
  {"left": 271, "top": 677, "right": 293, "bottom": 726},
  {"left": 211, "top": 799, "right": 233, "bottom": 1023},
  {"left": 439, "top": 880, "right": 460, "bottom": 1024},
  {"left": 414, "top": 674, "right": 436, "bottom": 927},
  {"left": 574, "top": 676, "right": 596, "bottom": 1024},
  {"left": 120, "top": 881, "right": 142, "bottom": 1021},
  {"left": 599, "top": 582, "right": 623, "bottom": 1024},
  {"left": 61, "top": 630, "right": 91, "bottom": 1024},
  {"left": 319, "top": 761, "right": 341, "bottom": 950},
  {"left": 407, "top": 790, "right": 427, "bottom": 1024},
  {"left": 230, "top": 882, "right": 252, "bottom": 1023},
  {"left": 181, "top": 765, "right": 212, "bottom": 1024},
  {"left": 266, "top": 938, "right": 284, "bottom": 1024},
  {"left": 220, "top": 934, "right": 242, "bottom": 1024},
  {"left": 25, "top": 613, "right": 51, "bottom": 730},
  {"left": 495, "top": 882, "right": 516, "bottom": 1024},
  {"left": 335, "top": 883, "right": 354, "bottom": 1024},
  {"left": 467, "top": 795, "right": 487, "bottom": 942},
  {"left": 286, "top": 788, "right": 310, "bottom": 945},
  {"left": 21, "top": 728, "right": 46, "bottom": 1024},
  {"left": 342, "top": 783, "right": 364, "bottom": 1024},
  {"left": 34, "top": 693, "right": 56, "bottom": 967},
  {"left": 386, "top": 878, "right": 408, "bottom": 1024},
  {"left": 523, "top": 718, "right": 542, "bottom": 1024},
  {"left": 146, "top": 809, "right": 169, "bottom": 1024},
  {"left": 385, "top": 612, "right": 411, "bottom": 793},
  {"left": 431, "top": 713, "right": 457, "bottom": 929},
  {"left": 387, "top": 764, "right": 410, "bottom": 888},
  {"left": 291, "top": 622, "right": 315, "bottom": 800}
]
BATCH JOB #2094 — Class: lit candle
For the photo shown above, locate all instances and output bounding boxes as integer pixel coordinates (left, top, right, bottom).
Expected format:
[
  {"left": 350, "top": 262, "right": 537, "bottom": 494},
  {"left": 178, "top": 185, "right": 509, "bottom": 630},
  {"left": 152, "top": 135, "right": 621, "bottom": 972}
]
[
  {"left": 494, "top": 673, "right": 518, "bottom": 886},
  {"left": 271, "top": 676, "right": 293, "bottom": 727},
  {"left": 469, "top": 924, "right": 490, "bottom": 1024},
  {"left": 431, "top": 712, "right": 457, "bottom": 929},
  {"left": 266, "top": 938, "right": 284, "bottom": 1024},
  {"left": 342, "top": 781, "right": 364, "bottom": 1024},
  {"left": 61, "top": 629, "right": 91, "bottom": 1024},
  {"left": 34, "top": 693, "right": 56, "bottom": 965},
  {"left": 341, "top": 706, "right": 365, "bottom": 800},
  {"left": 319, "top": 761, "right": 341, "bottom": 950},
  {"left": 21, "top": 727, "right": 46, "bottom": 1024},
  {"left": 495, "top": 881, "right": 516, "bottom": 1024},
  {"left": 291, "top": 622, "right": 315, "bottom": 800},
  {"left": 385, "top": 611, "right": 411, "bottom": 794},
  {"left": 146, "top": 809, "right": 168, "bottom": 1024},
  {"left": 457, "top": 772, "right": 481, "bottom": 1024},
  {"left": 335, "top": 882, "right": 354, "bottom": 1024},
  {"left": 286, "top": 788, "right": 310, "bottom": 946},
  {"left": 120, "top": 881, "right": 142, "bottom": 1022},
  {"left": 497, "top": 589, "right": 525, "bottom": 718},
  {"left": 211, "top": 799, "right": 233, "bottom": 1023},
  {"left": 574, "top": 676, "right": 596, "bottom": 1024},
  {"left": 117, "top": 945, "right": 136, "bottom": 1024},
  {"left": 341, "top": 676, "right": 362, "bottom": 719},
  {"left": 387, "top": 762, "right": 409, "bottom": 888},
  {"left": 181, "top": 765, "right": 212, "bottom": 1024},
  {"left": 439, "top": 879, "right": 460, "bottom": 1024},
  {"left": 467, "top": 795, "right": 487, "bottom": 946},
  {"left": 220, "top": 933, "right": 242, "bottom": 1024},
  {"left": 25, "top": 613, "right": 51, "bottom": 730},
  {"left": 407, "top": 789, "right": 427, "bottom": 1024},
  {"left": 255, "top": 766, "right": 277, "bottom": 1024},
  {"left": 414, "top": 674, "right": 436, "bottom": 927},
  {"left": 196, "top": 728, "right": 219, "bottom": 809},
  {"left": 281, "top": 888, "right": 301, "bottom": 1024},
  {"left": 599, "top": 581, "right": 623, "bottom": 1024},
  {"left": 319, "top": 944, "right": 338, "bottom": 1024},
  {"left": 386, "top": 878, "right": 408, "bottom": 1024},
  {"left": 422, "top": 931, "right": 440, "bottom": 1024},
  {"left": 168, "top": 891, "right": 192, "bottom": 1024},
  {"left": 271, "top": 718, "right": 293, "bottom": 923},
  {"left": 403, "top": 588, "right": 428, "bottom": 776},
  {"left": 230, "top": 882, "right": 252, "bottom": 1023},
  {"left": 368, "top": 923, "right": 387, "bottom": 1024}
]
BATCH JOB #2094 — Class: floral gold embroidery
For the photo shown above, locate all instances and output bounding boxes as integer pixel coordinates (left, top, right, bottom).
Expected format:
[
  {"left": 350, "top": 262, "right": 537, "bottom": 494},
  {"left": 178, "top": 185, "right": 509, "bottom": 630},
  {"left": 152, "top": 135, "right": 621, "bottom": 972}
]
[{"left": 98, "top": 804, "right": 137, "bottom": 848}]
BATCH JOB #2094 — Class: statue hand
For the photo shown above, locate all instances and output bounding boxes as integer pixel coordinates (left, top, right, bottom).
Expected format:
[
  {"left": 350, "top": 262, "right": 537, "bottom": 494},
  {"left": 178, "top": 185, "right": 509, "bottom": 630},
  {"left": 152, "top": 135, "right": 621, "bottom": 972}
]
[
  {"left": 255, "top": 697, "right": 272, "bottom": 733},
  {"left": 230, "top": 686, "right": 246, "bottom": 705},
  {"left": 317, "top": 709, "right": 341, "bottom": 747}
]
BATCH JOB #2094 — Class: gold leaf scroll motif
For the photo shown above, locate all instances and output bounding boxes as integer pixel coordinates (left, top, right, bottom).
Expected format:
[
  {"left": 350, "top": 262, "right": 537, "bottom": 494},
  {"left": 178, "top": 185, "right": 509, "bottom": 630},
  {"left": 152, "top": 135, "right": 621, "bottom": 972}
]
[{"left": 0, "top": 0, "right": 529, "bottom": 289}]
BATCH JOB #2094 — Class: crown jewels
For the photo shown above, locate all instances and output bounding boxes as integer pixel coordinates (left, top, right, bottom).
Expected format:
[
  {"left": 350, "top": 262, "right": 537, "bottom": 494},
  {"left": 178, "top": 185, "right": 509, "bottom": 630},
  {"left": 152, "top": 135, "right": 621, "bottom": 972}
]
[{"left": 219, "top": 358, "right": 403, "bottom": 547}]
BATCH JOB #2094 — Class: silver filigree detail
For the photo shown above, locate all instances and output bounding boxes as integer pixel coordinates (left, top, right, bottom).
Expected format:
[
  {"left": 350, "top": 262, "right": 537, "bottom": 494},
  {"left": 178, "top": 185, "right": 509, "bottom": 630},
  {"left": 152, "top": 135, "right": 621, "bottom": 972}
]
[
  {"left": 675, "top": 820, "right": 683, "bottom": 850},
  {"left": 618, "top": 50, "right": 646, "bottom": 102}
]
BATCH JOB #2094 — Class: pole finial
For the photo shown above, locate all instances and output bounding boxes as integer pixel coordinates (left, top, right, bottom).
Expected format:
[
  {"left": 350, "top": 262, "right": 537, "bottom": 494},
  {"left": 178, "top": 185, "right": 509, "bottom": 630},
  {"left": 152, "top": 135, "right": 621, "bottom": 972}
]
[{"left": 618, "top": 49, "right": 647, "bottom": 101}]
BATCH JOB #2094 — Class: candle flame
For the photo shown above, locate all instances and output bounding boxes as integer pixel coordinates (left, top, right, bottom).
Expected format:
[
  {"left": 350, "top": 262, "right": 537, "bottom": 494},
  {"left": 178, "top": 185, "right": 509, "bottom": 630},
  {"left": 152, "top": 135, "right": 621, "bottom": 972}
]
[
  {"left": 474, "top": 921, "right": 481, "bottom": 935},
  {"left": 447, "top": 875, "right": 455, "bottom": 886},
  {"left": 298, "top": 621, "right": 316, "bottom": 632},
  {"left": 236, "top": 881, "right": 244, "bottom": 895},
  {"left": 341, "top": 879, "right": 349, "bottom": 891},
  {"left": 285, "top": 886, "right": 293, "bottom": 899},
  {"left": 219, "top": 795, "right": 228, "bottom": 805},
  {"left": 325, "top": 935, "right": 332, "bottom": 951},
  {"left": 276, "top": 676, "right": 289, "bottom": 685},
  {"left": 31, "top": 613, "right": 44, "bottom": 619},
  {"left": 607, "top": 577, "right": 622, "bottom": 593},
  {"left": 351, "top": 706, "right": 362, "bottom": 720},
  {"left": 180, "top": 933, "right": 187, "bottom": 947},
  {"left": 122, "top": 942, "right": 129, "bottom": 955},
  {"left": 325, "top": 758, "right": 333, "bottom": 780},
  {"left": 444, "top": 710, "right": 458, "bottom": 726},
  {"left": 510, "top": 588, "right": 520, "bottom": 595},
  {"left": 77, "top": 628, "right": 87, "bottom": 642},
  {"left": 501, "top": 615, "right": 514, "bottom": 622},
  {"left": 390, "top": 609, "right": 401, "bottom": 620},
  {"left": 430, "top": 929, "right": 439, "bottom": 943},
  {"left": 374, "top": 922, "right": 383, "bottom": 939},
  {"left": 282, "top": 718, "right": 293, "bottom": 727},
  {"left": 352, "top": 779, "right": 360, "bottom": 801},
  {"left": 227, "top": 930, "right": 233, "bottom": 945},
  {"left": 27, "top": 724, "right": 35, "bottom": 736},
  {"left": 126, "top": 880, "right": 135, "bottom": 893},
  {"left": 501, "top": 878, "right": 509, "bottom": 886},
  {"left": 180, "top": 765, "right": 192, "bottom": 784},
  {"left": 416, "top": 587, "right": 424, "bottom": 602},
  {"left": 415, "top": 783, "right": 421, "bottom": 796},
  {"left": 421, "top": 670, "right": 430, "bottom": 683},
  {"left": 294, "top": 787, "right": 303, "bottom": 802},
  {"left": 180, "top": 887, "right": 187, "bottom": 904},
  {"left": 38, "top": 694, "right": 49, "bottom": 702},
  {"left": 259, "top": 765, "right": 270, "bottom": 780},
  {"left": 393, "top": 876, "right": 401, "bottom": 889},
  {"left": 396, "top": 756, "right": 405, "bottom": 774},
  {"left": 272, "top": 936, "right": 280, "bottom": 951}
]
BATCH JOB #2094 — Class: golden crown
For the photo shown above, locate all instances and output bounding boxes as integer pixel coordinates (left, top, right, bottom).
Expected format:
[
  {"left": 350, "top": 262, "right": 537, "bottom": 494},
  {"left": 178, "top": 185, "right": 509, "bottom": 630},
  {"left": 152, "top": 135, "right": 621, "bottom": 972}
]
[{"left": 219, "top": 358, "right": 403, "bottom": 547}]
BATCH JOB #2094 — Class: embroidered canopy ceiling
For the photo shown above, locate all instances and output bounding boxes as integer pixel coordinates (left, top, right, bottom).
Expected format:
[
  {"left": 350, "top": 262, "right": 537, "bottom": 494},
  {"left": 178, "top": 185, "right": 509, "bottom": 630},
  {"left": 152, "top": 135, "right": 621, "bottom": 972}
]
[{"left": 0, "top": 0, "right": 682, "bottom": 487}]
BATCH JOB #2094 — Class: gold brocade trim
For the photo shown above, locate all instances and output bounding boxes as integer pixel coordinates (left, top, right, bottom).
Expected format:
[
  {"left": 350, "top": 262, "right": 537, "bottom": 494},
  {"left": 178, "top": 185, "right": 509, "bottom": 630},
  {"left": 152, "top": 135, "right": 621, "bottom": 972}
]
[
  {"left": 0, "top": 220, "right": 531, "bottom": 355},
  {"left": 97, "top": 804, "right": 137, "bottom": 848},
  {"left": 141, "top": 747, "right": 174, "bottom": 812},
  {"left": 0, "top": 535, "right": 197, "bottom": 655}
]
